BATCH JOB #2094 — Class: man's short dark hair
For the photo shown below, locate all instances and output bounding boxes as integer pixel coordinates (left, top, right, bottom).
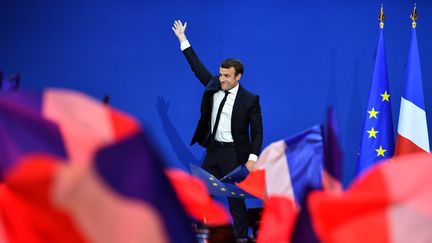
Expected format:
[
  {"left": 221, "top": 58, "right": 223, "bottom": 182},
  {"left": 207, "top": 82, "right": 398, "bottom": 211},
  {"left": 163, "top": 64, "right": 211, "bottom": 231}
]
[{"left": 220, "top": 58, "right": 244, "bottom": 76}]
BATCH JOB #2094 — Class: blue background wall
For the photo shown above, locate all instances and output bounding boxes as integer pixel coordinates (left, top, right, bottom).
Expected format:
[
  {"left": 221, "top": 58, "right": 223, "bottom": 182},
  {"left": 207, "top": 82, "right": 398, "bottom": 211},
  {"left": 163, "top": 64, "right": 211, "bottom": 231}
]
[{"left": 1, "top": 0, "right": 432, "bottom": 187}]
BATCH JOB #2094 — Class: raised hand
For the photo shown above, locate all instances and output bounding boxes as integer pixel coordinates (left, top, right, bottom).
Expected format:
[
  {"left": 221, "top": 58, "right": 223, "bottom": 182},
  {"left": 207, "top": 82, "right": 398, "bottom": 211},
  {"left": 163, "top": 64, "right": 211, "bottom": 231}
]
[{"left": 171, "top": 20, "right": 187, "bottom": 43}]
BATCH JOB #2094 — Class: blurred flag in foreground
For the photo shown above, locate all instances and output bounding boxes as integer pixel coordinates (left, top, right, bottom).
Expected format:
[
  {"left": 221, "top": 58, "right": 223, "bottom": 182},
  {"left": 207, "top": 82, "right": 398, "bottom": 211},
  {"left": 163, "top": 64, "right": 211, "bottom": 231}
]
[
  {"left": 238, "top": 125, "right": 324, "bottom": 242},
  {"left": 322, "top": 108, "right": 343, "bottom": 191},
  {"left": 291, "top": 108, "right": 344, "bottom": 243},
  {"left": 0, "top": 88, "right": 229, "bottom": 242},
  {"left": 238, "top": 108, "right": 343, "bottom": 243},
  {"left": 309, "top": 153, "right": 432, "bottom": 243},
  {"left": 238, "top": 125, "right": 324, "bottom": 202},
  {"left": 0, "top": 72, "right": 20, "bottom": 91}
]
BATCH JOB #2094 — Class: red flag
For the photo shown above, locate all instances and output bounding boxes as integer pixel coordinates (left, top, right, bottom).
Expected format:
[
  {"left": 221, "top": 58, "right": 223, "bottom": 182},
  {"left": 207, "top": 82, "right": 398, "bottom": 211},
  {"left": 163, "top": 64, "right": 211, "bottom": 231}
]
[
  {"left": 1, "top": 154, "right": 86, "bottom": 243},
  {"left": 165, "top": 169, "right": 230, "bottom": 226},
  {"left": 309, "top": 153, "right": 432, "bottom": 243},
  {"left": 1, "top": 88, "right": 227, "bottom": 242},
  {"left": 257, "top": 196, "right": 297, "bottom": 243}
]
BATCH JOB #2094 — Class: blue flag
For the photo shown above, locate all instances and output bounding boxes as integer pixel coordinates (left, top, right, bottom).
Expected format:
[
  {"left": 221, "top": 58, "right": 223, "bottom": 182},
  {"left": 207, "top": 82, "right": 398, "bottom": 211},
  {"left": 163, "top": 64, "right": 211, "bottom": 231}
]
[
  {"left": 323, "top": 108, "right": 343, "bottom": 186},
  {"left": 1, "top": 72, "right": 20, "bottom": 91},
  {"left": 356, "top": 28, "right": 394, "bottom": 175},
  {"left": 220, "top": 164, "right": 249, "bottom": 183},
  {"left": 189, "top": 163, "right": 254, "bottom": 198}
]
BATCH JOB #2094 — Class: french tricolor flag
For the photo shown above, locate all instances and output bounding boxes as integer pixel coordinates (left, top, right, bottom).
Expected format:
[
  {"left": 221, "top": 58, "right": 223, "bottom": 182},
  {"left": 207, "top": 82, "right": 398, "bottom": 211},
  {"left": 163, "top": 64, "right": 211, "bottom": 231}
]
[
  {"left": 237, "top": 109, "right": 342, "bottom": 242},
  {"left": 237, "top": 126, "right": 324, "bottom": 242},
  {"left": 395, "top": 25, "right": 430, "bottom": 155}
]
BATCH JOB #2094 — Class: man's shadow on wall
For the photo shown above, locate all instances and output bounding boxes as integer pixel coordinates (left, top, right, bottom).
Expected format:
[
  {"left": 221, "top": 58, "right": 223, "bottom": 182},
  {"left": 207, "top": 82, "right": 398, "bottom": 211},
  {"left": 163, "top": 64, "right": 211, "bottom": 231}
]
[{"left": 155, "top": 96, "right": 205, "bottom": 170}]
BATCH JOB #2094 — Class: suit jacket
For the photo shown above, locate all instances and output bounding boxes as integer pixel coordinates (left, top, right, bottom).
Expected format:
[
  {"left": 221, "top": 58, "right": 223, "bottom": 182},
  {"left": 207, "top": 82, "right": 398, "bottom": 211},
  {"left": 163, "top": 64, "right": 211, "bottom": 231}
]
[{"left": 182, "top": 46, "right": 263, "bottom": 164}]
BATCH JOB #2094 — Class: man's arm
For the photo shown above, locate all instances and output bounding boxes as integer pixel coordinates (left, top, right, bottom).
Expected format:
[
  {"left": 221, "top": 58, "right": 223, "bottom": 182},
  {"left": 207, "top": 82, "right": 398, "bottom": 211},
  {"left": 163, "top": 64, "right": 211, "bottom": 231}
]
[
  {"left": 172, "top": 20, "right": 213, "bottom": 86},
  {"left": 246, "top": 96, "right": 263, "bottom": 171}
]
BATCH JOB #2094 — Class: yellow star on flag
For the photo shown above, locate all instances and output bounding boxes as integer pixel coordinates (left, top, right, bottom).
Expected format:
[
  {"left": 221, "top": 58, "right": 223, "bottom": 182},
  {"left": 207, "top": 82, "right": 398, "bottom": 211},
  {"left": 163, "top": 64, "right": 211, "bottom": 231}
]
[
  {"left": 375, "top": 146, "right": 387, "bottom": 157},
  {"left": 212, "top": 182, "right": 218, "bottom": 186},
  {"left": 221, "top": 188, "right": 226, "bottom": 191},
  {"left": 368, "top": 107, "right": 379, "bottom": 119},
  {"left": 381, "top": 91, "right": 390, "bottom": 102},
  {"left": 367, "top": 127, "right": 379, "bottom": 138}
]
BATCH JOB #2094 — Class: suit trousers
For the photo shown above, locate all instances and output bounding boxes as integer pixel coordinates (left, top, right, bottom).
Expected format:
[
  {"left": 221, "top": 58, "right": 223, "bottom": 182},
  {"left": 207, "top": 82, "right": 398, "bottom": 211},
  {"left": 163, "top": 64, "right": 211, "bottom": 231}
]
[{"left": 202, "top": 145, "right": 248, "bottom": 238}]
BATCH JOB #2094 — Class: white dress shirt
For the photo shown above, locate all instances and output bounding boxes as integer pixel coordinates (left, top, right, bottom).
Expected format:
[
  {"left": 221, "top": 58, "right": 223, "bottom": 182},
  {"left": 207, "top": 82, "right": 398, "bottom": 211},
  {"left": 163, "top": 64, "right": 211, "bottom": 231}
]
[{"left": 212, "top": 85, "right": 238, "bottom": 143}]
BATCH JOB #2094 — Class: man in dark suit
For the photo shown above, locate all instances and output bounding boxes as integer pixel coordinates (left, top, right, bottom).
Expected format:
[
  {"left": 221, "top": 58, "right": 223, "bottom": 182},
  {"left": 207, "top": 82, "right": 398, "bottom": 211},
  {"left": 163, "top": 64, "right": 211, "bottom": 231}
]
[{"left": 172, "top": 20, "right": 263, "bottom": 240}]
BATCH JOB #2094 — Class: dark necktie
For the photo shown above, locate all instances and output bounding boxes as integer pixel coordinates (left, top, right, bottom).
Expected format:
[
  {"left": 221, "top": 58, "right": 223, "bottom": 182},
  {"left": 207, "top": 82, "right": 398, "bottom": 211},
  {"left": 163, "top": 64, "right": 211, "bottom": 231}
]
[{"left": 211, "top": 91, "right": 229, "bottom": 139}]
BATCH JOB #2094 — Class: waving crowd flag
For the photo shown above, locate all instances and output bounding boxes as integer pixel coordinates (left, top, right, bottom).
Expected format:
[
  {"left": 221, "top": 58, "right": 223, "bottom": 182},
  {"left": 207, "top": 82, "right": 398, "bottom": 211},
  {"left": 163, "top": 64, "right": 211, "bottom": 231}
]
[
  {"left": 238, "top": 125, "right": 324, "bottom": 242},
  {"left": 237, "top": 125, "right": 324, "bottom": 203},
  {"left": 322, "top": 108, "right": 343, "bottom": 191},
  {"left": 0, "top": 72, "right": 20, "bottom": 92},
  {"left": 394, "top": 10, "right": 429, "bottom": 156},
  {"left": 356, "top": 17, "right": 394, "bottom": 176},
  {"left": 237, "top": 108, "right": 343, "bottom": 243},
  {"left": 189, "top": 163, "right": 253, "bottom": 199},
  {"left": 309, "top": 153, "right": 432, "bottom": 243},
  {"left": 0, "top": 88, "right": 230, "bottom": 242}
]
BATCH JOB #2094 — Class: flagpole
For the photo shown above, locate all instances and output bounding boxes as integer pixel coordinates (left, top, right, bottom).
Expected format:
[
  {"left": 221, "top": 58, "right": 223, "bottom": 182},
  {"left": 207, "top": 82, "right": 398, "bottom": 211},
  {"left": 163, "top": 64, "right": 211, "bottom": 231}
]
[
  {"left": 379, "top": 4, "right": 385, "bottom": 29},
  {"left": 410, "top": 3, "right": 418, "bottom": 29}
]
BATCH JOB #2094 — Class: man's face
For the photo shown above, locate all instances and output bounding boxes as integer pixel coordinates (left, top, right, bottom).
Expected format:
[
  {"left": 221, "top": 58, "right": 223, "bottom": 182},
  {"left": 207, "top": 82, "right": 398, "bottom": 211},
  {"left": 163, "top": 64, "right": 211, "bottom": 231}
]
[{"left": 219, "top": 67, "right": 241, "bottom": 91}]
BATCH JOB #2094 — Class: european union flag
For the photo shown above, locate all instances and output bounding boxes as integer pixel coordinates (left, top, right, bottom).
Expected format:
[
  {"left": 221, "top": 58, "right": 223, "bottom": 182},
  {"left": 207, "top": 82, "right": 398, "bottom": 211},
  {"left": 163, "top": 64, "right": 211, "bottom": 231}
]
[
  {"left": 220, "top": 164, "right": 249, "bottom": 183},
  {"left": 356, "top": 28, "right": 394, "bottom": 175},
  {"left": 190, "top": 163, "right": 254, "bottom": 198}
]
